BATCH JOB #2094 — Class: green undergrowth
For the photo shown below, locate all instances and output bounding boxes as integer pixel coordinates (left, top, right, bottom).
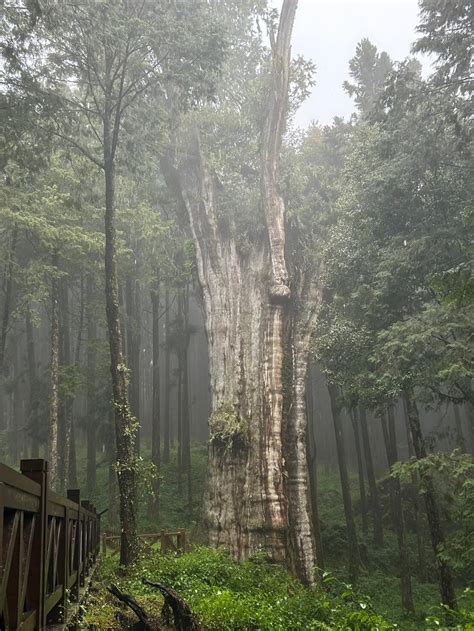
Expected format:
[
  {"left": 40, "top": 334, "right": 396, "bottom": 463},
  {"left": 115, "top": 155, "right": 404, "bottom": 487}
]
[
  {"left": 75, "top": 444, "right": 208, "bottom": 534},
  {"left": 83, "top": 547, "right": 396, "bottom": 630}
]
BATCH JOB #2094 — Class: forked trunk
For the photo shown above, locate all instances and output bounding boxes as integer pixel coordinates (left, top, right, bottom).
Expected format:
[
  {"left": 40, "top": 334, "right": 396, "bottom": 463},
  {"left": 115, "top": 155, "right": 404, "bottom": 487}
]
[{"left": 163, "top": 0, "right": 317, "bottom": 583}]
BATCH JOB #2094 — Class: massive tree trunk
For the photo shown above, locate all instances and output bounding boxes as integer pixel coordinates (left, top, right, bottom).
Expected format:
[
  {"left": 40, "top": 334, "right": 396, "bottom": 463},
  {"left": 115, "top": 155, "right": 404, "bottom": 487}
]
[
  {"left": 328, "top": 382, "right": 360, "bottom": 582},
  {"left": 104, "top": 105, "right": 138, "bottom": 565},
  {"left": 162, "top": 0, "right": 317, "bottom": 584},
  {"left": 404, "top": 389, "right": 456, "bottom": 612}
]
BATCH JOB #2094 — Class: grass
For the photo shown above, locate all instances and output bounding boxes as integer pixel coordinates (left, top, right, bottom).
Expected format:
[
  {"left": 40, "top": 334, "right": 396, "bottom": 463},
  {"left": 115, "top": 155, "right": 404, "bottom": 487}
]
[
  {"left": 82, "top": 547, "right": 396, "bottom": 630},
  {"left": 69, "top": 444, "right": 474, "bottom": 628}
]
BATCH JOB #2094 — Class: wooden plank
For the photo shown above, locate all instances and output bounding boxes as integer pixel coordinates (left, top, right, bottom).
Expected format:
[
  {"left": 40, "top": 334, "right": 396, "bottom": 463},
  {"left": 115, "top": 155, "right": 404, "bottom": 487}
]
[
  {"left": 44, "top": 585, "right": 62, "bottom": 617},
  {"left": 1, "top": 486, "right": 40, "bottom": 514},
  {"left": 0, "top": 465, "right": 41, "bottom": 498}
]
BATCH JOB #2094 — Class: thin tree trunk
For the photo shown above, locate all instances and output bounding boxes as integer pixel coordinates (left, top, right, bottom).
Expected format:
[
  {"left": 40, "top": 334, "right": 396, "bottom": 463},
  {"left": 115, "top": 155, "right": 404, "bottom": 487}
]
[
  {"left": 386, "top": 406, "right": 414, "bottom": 613},
  {"left": 86, "top": 275, "right": 97, "bottom": 497},
  {"left": 104, "top": 107, "right": 138, "bottom": 565},
  {"left": 0, "top": 224, "right": 18, "bottom": 374},
  {"left": 126, "top": 269, "right": 141, "bottom": 452},
  {"left": 25, "top": 306, "right": 39, "bottom": 458},
  {"left": 306, "top": 364, "right": 324, "bottom": 572},
  {"left": 453, "top": 404, "right": 466, "bottom": 451},
  {"left": 59, "top": 278, "right": 74, "bottom": 493},
  {"left": 350, "top": 407, "right": 368, "bottom": 536},
  {"left": 404, "top": 389, "right": 456, "bottom": 612},
  {"left": 402, "top": 397, "right": 427, "bottom": 580},
  {"left": 181, "top": 284, "right": 192, "bottom": 518},
  {"left": 359, "top": 407, "right": 383, "bottom": 546},
  {"left": 0, "top": 224, "right": 18, "bottom": 434},
  {"left": 148, "top": 280, "right": 161, "bottom": 521},
  {"left": 328, "top": 382, "right": 360, "bottom": 582},
  {"left": 163, "top": 287, "right": 171, "bottom": 464},
  {"left": 49, "top": 251, "right": 60, "bottom": 491}
]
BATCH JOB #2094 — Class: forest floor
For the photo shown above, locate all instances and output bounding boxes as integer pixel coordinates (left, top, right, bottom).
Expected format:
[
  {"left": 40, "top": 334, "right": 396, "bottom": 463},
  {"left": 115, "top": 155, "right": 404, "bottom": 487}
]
[{"left": 79, "top": 446, "right": 473, "bottom": 630}]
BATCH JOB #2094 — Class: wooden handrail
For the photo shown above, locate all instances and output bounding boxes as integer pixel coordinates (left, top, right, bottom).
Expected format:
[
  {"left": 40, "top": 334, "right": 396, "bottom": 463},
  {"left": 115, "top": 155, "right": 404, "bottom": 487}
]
[{"left": 0, "top": 459, "right": 101, "bottom": 630}]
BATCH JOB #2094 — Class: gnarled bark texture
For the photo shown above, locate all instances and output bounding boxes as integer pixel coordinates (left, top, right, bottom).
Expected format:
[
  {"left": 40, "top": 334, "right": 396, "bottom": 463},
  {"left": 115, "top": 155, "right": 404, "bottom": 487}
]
[{"left": 162, "top": 0, "right": 319, "bottom": 584}]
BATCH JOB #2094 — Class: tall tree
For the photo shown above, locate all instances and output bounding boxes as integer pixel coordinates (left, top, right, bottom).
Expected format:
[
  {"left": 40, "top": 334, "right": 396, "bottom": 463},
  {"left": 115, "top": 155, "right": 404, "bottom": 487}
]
[
  {"left": 3, "top": 0, "right": 225, "bottom": 564},
  {"left": 162, "top": 0, "right": 319, "bottom": 583}
]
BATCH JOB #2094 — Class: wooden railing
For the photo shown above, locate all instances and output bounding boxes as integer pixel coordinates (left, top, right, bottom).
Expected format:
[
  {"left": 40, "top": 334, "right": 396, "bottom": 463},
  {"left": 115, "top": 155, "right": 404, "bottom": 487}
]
[
  {"left": 102, "top": 529, "right": 186, "bottom": 556},
  {"left": 0, "top": 459, "right": 100, "bottom": 630}
]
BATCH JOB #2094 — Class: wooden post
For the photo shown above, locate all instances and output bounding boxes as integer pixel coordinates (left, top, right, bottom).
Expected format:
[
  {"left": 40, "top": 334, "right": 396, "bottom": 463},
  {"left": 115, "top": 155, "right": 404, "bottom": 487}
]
[
  {"left": 21, "top": 458, "right": 48, "bottom": 631},
  {"left": 102, "top": 533, "right": 107, "bottom": 557},
  {"left": 67, "top": 489, "right": 81, "bottom": 599},
  {"left": 160, "top": 530, "right": 166, "bottom": 555},
  {"left": 178, "top": 528, "right": 186, "bottom": 553}
]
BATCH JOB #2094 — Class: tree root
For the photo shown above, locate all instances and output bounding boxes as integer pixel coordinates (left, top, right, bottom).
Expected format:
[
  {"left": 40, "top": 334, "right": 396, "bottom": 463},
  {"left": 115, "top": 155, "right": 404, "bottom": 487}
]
[
  {"left": 142, "top": 579, "right": 203, "bottom": 631},
  {"left": 107, "top": 580, "right": 203, "bottom": 631},
  {"left": 107, "top": 584, "right": 162, "bottom": 630}
]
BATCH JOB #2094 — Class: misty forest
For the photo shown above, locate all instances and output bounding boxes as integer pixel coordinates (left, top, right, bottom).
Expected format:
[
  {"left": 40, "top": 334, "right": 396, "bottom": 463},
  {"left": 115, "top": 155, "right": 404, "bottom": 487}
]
[{"left": 0, "top": 0, "right": 473, "bottom": 629}]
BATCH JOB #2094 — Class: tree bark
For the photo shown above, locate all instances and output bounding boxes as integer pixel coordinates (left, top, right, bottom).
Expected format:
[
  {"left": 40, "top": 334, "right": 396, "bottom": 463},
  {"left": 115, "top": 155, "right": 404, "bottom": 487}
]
[
  {"left": 306, "top": 364, "right": 324, "bottom": 572},
  {"left": 0, "top": 224, "right": 18, "bottom": 374},
  {"left": 162, "top": 0, "right": 318, "bottom": 583},
  {"left": 453, "top": 403, "right": 466, "bottom": 451},
  {"left": 49, "top": 251, "right": 60, "bottom": 490},
  {"left": 148, "top": 280, "right": 161, "bottom": 521},
  {"left": 350, "top": 407, "right": 368, "bottom": 535},
  {"left": 359, "top": 407, "right": 383, "bottom": 546},
  {"left": 86, "top": 274, "right": 97, "bottom": 497},
  {"left": 126, "top": 266, "right": 141, "bottom": 452},
  {"left": 163, "top": 287, "right": 171, "bottom": 464},
  {"left": 104, "top": 103, "right": 138, "bottom": 565},
  {"left": 25, "top": 306, "right": 39, "bottom": 458},
  {"left": 404, "top": 389, "right": 456, "bottom": 611},
  {"left": 386, "top": 406, "right": 414, "bottom": 613},
  {"left": 181, "top": 283, "right": 192, "bottom": 518},
  {"left": 328, "top": 382, "right": 360, "bottom": 582},
  {"left": 58, "top": 278, "right": 73, "bottom": 493}
]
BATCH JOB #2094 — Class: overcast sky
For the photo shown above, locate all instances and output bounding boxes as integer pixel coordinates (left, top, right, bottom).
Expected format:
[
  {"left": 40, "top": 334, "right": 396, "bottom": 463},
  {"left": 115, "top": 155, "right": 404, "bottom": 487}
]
[{"left": 277, "top": 0, "right": 426, "bottom": 127}]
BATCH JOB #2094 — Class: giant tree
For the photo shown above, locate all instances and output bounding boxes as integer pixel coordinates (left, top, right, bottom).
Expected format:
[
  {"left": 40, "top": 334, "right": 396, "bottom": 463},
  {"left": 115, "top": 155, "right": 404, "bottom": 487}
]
[{"left": 161, "top": 0, "right": 320, "bottom": 583}]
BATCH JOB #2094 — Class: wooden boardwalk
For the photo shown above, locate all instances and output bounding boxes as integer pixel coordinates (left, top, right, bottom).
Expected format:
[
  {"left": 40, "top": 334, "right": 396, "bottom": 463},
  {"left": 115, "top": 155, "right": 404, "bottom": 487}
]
[{"left": 0, "top": 459, "right": 100, "bottom": 630}]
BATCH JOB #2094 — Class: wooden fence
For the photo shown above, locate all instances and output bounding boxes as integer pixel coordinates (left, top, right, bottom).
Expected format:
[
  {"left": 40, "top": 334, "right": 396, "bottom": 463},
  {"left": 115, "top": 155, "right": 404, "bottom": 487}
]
[
  {"left": 0, "top": 459, "right": 100, "bottom": 630},
  {"left": 102, "top": 529, "right": 186, "bottom": 556}
]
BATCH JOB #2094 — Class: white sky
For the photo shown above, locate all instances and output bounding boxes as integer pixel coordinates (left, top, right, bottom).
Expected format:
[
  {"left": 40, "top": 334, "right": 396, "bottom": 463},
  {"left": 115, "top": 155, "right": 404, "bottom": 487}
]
[{"left": 274, "top": 0, "right": 428, "bottom": 126}]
